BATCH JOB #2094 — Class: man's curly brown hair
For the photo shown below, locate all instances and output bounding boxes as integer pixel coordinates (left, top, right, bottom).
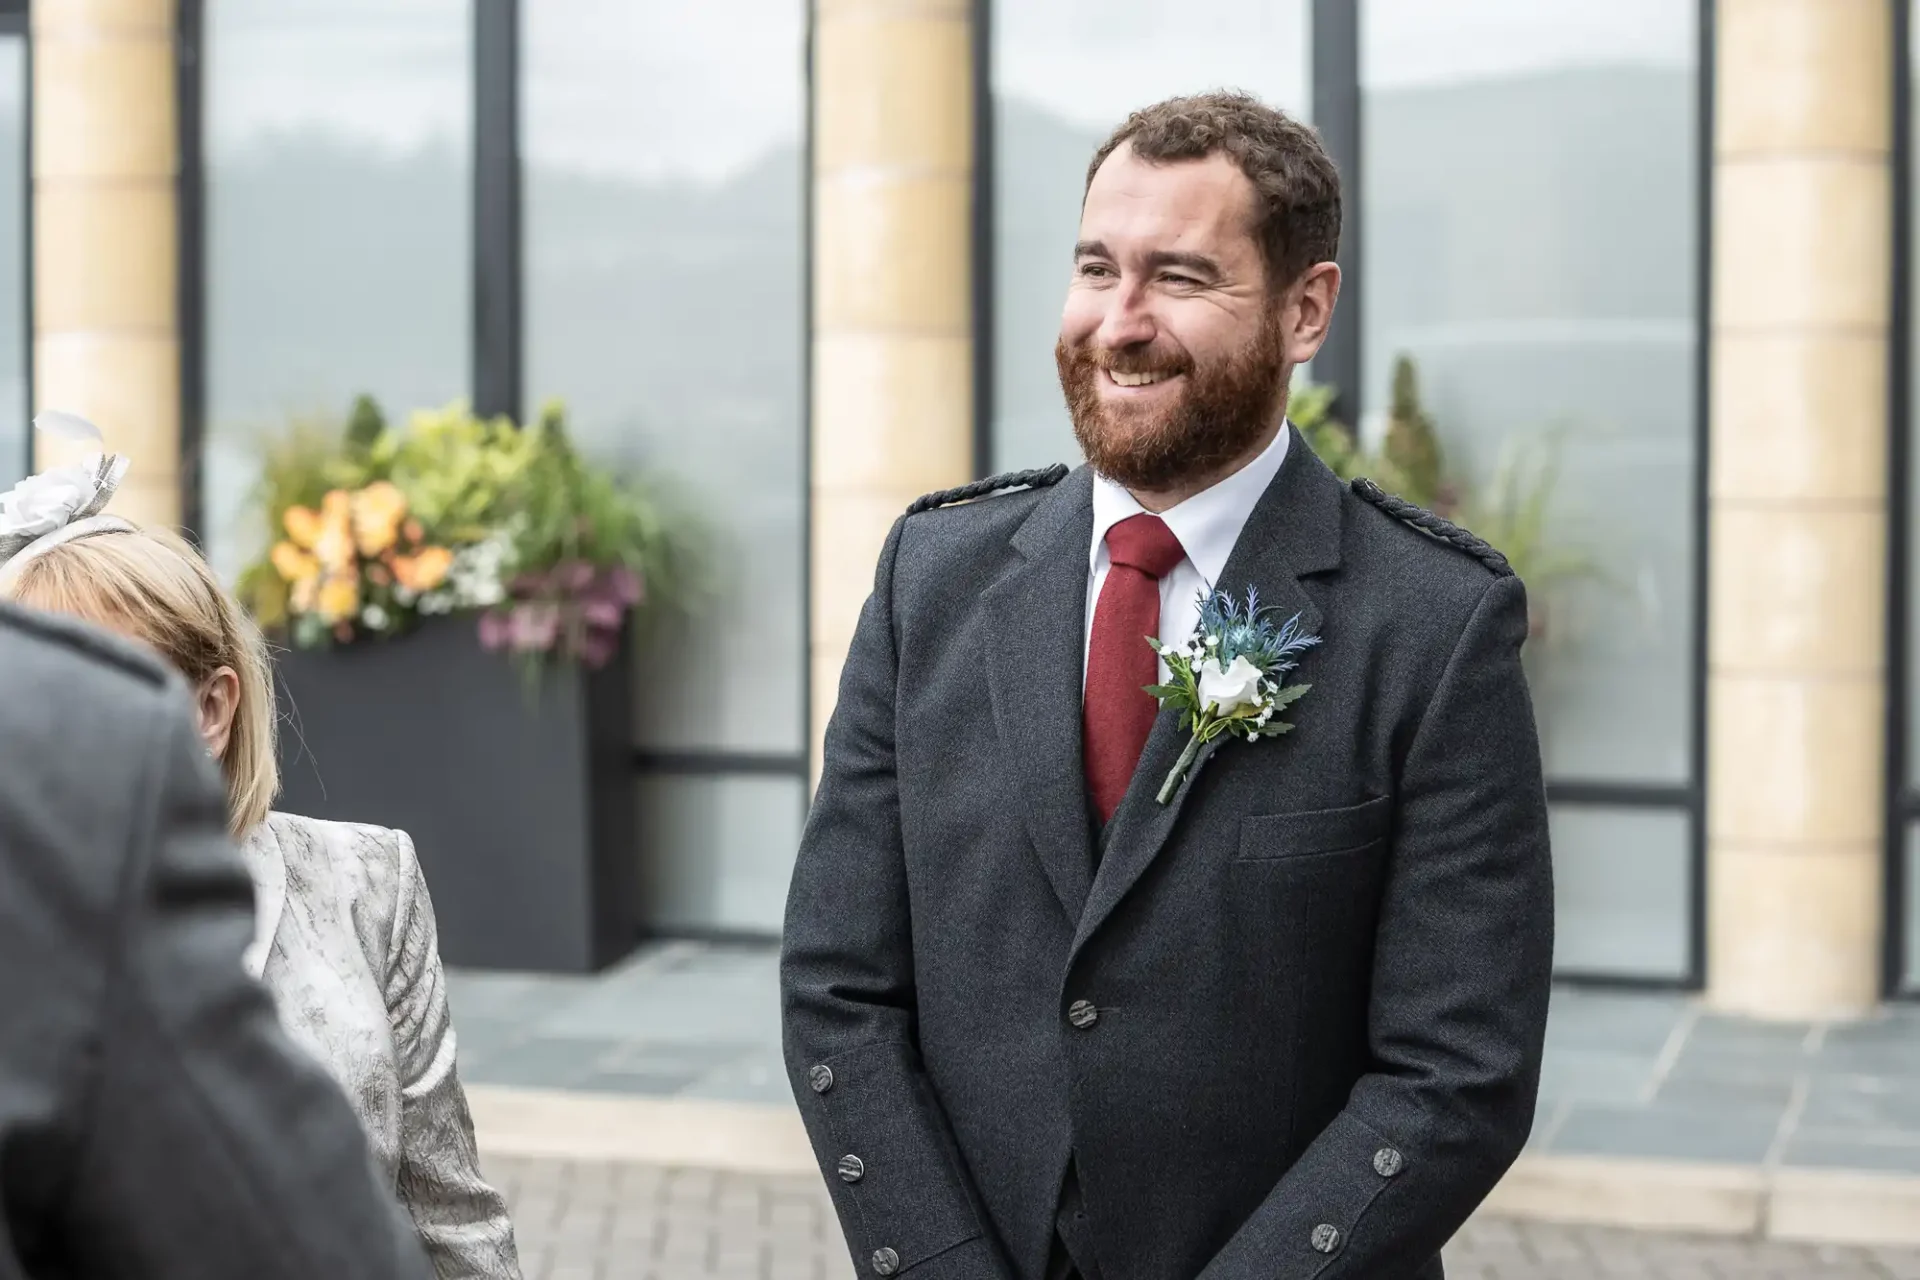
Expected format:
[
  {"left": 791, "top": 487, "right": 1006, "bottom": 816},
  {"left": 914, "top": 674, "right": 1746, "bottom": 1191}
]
[{"left": 1085, "top": 91, "right": 1342, "bottom": 294}]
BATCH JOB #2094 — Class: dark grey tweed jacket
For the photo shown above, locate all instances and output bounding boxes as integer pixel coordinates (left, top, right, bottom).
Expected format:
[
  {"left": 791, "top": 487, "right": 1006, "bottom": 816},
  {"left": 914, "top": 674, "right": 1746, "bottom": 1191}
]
[
  {"left": 0, "top": 603, "right": 430, "bottom": 1280},
  {"left": 782, "top": 428, "right": 1553, "bottom": 1280}
]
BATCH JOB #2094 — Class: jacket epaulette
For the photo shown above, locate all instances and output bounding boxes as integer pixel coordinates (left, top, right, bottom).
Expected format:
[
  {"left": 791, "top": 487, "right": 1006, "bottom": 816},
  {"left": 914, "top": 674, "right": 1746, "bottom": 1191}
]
[
  {"left": 0, "top": 599, "right": 171, "bottom": 687},
  {"left": 905, "top": 464, "right": 1070, "bottom": 517},
  {"left": 1350, "top": 477, "right": 1514, "bottom": 578}
]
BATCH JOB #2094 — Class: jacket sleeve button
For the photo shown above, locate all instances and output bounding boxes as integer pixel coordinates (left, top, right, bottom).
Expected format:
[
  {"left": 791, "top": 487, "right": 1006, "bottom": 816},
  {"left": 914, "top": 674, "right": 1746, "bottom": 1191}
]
[
  {"left": 1066, "top": 999, "right": 1099, "bottom": 1029},
  {"left": 1372, "top": 1147, "right": 1404, "bottom": 1177},
  {"left": 808, "top": 1064, "right": 835, "bottom": 1094},
  {"left": 837, "top": 1154, "right": 866, "bottom": 1183},
  {"left": 1310, "top": 1223, "right": 1342, "bottom": 1254},
  {"left": 872, "top": 1247, "right": 901, "bottom": 1275}
]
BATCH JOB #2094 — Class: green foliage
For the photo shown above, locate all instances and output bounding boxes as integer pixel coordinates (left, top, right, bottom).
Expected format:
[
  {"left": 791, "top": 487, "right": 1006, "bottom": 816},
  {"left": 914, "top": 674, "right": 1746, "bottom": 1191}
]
[
  {"left": 508, "top": 400, "right": 700, "bottom": 618},
  {"left": 1454, "top": 429, "right": 1604, "bottom": 595},
  {"left": 233, "top": 394, "right": 698, "bottom": 651},
  {"left": 1293, "top": 360, "right": 1600, "bottom": 623},
  {"left": 380, "top": 402, "right": 544, "bottom": 541},
  {"left": 1380, "top": 355, "right": 1447, "bottom": 511}
]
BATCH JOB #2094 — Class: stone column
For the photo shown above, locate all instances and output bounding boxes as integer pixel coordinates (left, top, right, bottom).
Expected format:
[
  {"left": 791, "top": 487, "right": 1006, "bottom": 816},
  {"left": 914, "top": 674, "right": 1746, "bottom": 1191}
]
[
  {"left": 810, "top": 0, "right": 975, "bottom": 780},
  {"left": 32, "top": 0, "right": 180, "bottom": 527},
  {"left": 1707, "top": 0, "right": 1890, "bottom": 1019}
]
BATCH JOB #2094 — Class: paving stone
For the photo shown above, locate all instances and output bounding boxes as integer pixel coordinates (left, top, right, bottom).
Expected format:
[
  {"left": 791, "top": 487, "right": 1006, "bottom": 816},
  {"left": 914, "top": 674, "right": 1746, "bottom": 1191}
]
[{"left": 491, "top": 1156, "right": 1920, "bottom": 1280}]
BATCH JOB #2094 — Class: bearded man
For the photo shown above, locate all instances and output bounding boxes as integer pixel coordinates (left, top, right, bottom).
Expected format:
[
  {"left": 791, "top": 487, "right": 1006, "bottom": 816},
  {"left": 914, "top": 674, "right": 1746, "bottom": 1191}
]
[{"left": 782, "top": 92, "right": 1553, "bottom": 1280}]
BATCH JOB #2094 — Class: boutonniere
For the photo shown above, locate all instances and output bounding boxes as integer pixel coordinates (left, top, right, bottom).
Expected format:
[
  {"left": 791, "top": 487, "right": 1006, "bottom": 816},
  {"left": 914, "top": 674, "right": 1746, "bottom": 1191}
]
[{"left": 1146, "top": 587, "right": 1322, "bottom": 804}]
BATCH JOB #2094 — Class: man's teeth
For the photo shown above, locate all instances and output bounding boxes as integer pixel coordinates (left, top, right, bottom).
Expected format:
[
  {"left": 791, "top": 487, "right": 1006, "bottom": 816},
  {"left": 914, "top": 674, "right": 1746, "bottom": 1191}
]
[{"left": 1109, "top": 370, "right": 1172, "bottom": 387}]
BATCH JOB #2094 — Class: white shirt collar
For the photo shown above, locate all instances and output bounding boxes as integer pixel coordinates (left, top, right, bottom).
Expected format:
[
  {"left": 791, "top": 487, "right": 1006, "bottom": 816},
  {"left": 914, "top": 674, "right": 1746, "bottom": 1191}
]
[{"left": 1089, "top": 422, "right": 1292, "bottom": 588}]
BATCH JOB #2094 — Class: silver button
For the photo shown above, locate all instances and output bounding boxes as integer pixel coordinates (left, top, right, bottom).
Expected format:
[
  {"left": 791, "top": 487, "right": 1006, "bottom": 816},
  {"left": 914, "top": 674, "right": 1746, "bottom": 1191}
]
[
  {"left": 837, "top": 1154, "right": 866, "bottom": 1183},
  {"left": 1310, "top": 1223, "right": 1342, "bottom": 1254},
  {"left": 1373, "top": 1147, "right": 1403, "bottom": 1178},
  {"left": 1067, "top": 999, "right": 1099, "bottom": 1029},
  {"left": 808, "top": 1064, "right": 835, "bottom": 1094},
  {"left": 872, "top": 1247, "right": 900, "bottom": 1276}
]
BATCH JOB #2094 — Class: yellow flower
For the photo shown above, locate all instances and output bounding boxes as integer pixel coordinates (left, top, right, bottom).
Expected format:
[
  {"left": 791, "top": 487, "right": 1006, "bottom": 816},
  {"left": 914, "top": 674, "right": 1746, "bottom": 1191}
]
[
  {"left": 392, "top": 545, "right": 454, "bottom": 592},
  {"left": 291, "top": 575, "right": 319, "bottom": 615},
  {"left": 310, "top": 490, "right": 356, "bottom": 575},
  {"left": 351, "top": 481, "right": 408, "bottom": 557},
  {"left": 315, "top": 574, "right": 360, "bottom": 624},
  {"left": 283, "top": 505, "right": 323, "bottom": 549},
  {"left": 270, "top": 541, "right": 319, "bottom": 584}
]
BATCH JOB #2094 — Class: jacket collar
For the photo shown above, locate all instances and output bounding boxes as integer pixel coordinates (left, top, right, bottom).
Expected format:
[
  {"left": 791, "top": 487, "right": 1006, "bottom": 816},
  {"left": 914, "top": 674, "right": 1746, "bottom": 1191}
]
[{"left": 239, "top": 815, "right": 288, "bottom": 980}]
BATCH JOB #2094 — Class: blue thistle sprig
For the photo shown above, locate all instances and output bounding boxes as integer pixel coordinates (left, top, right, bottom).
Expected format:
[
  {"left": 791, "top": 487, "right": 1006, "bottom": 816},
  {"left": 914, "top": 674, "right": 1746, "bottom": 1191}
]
[{"left": 1145, "top": 587, "right": 1323, "bottom": 804}]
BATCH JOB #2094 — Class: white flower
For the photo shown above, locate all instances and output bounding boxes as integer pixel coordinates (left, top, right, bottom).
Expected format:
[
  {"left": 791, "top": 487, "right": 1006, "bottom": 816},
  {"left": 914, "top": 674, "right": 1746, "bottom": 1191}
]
[
  {"left": 1197, "top": 654, "right": 1266, "bottom": 716},
  {"left": 0, "top": 458, "right": 104, "bottom": 542},
  {"left": 361, "top": 603, "right": 391, "bottom": 631}
]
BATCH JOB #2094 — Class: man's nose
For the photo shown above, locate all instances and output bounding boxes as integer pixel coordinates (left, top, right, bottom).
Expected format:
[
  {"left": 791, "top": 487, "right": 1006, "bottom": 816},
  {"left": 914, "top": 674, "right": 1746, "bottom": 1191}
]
[{"left": 1095, "top": 289, "right": 1156, "bottom": 349}]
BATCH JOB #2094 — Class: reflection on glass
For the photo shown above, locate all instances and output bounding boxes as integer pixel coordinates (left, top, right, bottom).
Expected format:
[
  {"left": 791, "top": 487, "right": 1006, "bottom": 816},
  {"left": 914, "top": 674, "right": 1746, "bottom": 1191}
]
[
  {"left": 1551, "top": 805, "right": 1689, "bottom": 980},
  {"left": 0, "top": 39, "right": 24, "bottom": 488},
  {"left": 202, "top": 0, "right": 471, "bottom": 577},
  {"left": 1363, "top": 0, "right": 1698, "bottom": 785},
  {"left": 523, "top": 0, "right": 806, "bottom": 759},
  {"left": 1909, "top": 9, "right": 1920, "bottom": 786},
  {"left": 990, "top": 0, "right": 1310, "bottom": 472},
  {"left": 637, "top": 775, "right": 804, "bottom": 935},
  {"left": 1907, "top": 826, "right": 1920, "bottom": 992}
]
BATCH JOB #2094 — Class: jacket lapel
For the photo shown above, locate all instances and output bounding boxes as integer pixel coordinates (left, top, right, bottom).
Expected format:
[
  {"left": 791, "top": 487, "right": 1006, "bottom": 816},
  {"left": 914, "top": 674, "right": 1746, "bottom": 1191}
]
[
  {"left": 983, "top": 468, "right": 1098, "bottom": 924},
  {"left": 1071, "top": 427, "right": 1346, "bottom": 958},
  {"left": 240, "top": 816, "right": 288, "bottom": 981}
]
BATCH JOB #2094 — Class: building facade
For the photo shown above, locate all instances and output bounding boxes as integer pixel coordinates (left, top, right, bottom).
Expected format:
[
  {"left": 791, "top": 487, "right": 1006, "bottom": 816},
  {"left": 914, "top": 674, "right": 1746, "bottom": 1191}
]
[{"left": 6, "top": 0, "right": 1915, "bottom": 1017}]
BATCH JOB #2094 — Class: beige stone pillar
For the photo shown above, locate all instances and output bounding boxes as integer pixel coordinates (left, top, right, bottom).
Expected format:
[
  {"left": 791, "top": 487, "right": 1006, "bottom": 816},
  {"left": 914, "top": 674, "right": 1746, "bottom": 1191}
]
[
  {"left": 810, "top": 0, "right": 975, "bottom": 781},
  {"left": 1707, "top": 0, "right": 1890, "bottom": 1019},
  {"left": 32, "top": 0, "right": 180, "bottom": 527}
]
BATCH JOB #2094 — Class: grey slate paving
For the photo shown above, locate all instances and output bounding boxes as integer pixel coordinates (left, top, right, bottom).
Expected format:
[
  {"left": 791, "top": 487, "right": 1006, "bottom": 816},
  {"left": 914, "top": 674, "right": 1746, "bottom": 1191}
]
[
  {"left": 447, "top": 942, "right": 1920, "bottom": 1176},
  {"left": 490, "top": 1156, "right": 1920, "bottom": 1280}
]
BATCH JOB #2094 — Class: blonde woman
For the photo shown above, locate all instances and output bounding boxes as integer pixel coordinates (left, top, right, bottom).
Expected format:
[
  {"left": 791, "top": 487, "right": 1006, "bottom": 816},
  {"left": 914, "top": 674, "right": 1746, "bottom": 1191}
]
[{"left": 0, "top": 419, "right": 521, "bottom": 1280}]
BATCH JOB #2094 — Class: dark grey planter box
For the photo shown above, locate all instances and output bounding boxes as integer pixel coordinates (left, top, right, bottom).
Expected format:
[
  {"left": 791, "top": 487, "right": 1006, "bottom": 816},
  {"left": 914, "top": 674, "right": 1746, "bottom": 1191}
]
[{"left": 272, "top": 616, "right": 637, "bottom": 973}]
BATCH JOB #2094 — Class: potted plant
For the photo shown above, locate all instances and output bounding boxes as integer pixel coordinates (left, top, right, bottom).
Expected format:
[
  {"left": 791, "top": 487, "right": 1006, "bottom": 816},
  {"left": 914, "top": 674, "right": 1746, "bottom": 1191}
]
[
  {"left": 237, "top": 397, "right": 688, "bottom": 972},
  {"left": 1294, "top": 360, "right": 1599, "bottom": 640}
]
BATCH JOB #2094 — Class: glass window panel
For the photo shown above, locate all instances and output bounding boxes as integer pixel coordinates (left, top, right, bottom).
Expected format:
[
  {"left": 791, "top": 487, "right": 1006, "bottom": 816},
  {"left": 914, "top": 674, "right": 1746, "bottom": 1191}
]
[
  {"left": 990, "top": 0, "right": 1311, "bottom": 472},
  {"left": 1363, "top": 0, "right": 1698, "bottom": 785},
  {"left": 202, "top": 0, "right": 472, "bottom": 579},
  {"left": 523, "top": 0, "right": 806, "bottom": 756},
  {"left": 1550, "top": 804, "right": 1691, "bottom": 981},
  {"left": 1908, "top": 8, "right": 1920, "bottom": 786},
  {"left": 0, "top": 38, "right": 23, "bottom": 488},
  {"left": 636, "top": 775, "right": 804, "bottom": 935},
  {"left": 1906, "top": 824, "right": 1920, "bottom": 993}
]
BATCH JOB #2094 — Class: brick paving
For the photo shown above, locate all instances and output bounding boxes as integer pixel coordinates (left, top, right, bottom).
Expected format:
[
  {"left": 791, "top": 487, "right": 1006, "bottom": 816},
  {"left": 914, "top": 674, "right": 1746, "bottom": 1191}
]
[{"left": 491, "top": 1155, "right": 1920, "bottom": 1280}]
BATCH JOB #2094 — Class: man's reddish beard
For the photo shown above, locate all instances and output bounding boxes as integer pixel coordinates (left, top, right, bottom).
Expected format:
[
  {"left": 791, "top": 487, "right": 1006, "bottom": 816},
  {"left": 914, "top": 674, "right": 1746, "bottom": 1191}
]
[{"left": 1056, "top": 312, "right": 1288, "bottom": 493}]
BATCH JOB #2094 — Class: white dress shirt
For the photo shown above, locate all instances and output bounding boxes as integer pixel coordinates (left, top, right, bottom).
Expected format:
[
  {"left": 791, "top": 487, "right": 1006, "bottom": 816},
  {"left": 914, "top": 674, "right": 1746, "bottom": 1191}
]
[{"left": 1085, "top": 423, "right": 1292, "bottom": 687}]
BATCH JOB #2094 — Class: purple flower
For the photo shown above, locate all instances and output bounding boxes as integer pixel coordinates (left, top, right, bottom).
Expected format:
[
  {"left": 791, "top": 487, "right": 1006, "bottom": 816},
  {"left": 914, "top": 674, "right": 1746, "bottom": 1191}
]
[
  {"left": 608, "top": 566, "right": 644, "bottom": 607},
  {"left": 508, "top": 603, "right": 561, "bottom": 652},
  {"left": 477, "top": 610, "right": 509, "bottom": 651}
]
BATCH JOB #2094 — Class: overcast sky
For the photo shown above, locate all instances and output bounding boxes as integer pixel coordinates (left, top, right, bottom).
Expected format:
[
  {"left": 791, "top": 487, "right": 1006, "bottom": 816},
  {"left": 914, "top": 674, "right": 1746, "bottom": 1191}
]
[{"left": 206, "top": 1, "right": 1693, "bottom": 180}]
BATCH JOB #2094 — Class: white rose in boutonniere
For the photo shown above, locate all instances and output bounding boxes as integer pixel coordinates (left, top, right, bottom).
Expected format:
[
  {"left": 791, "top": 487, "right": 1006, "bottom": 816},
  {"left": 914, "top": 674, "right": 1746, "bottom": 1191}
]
[
  {"left": 1145, "top": 586, "right": 1322, "bottom": 804},
  {"left": 1197, "top": 654, "right": 1265, "bottom": 716}
]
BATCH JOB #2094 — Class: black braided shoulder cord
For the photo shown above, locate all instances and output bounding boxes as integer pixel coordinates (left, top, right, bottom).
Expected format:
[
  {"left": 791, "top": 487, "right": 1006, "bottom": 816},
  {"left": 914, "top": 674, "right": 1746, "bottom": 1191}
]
[
  {"left": 905, "top": 464, "right": 1071, "bottom": 516},
  {"left": 1350, "top": 477, "right": 1514, "bottom": 578}
]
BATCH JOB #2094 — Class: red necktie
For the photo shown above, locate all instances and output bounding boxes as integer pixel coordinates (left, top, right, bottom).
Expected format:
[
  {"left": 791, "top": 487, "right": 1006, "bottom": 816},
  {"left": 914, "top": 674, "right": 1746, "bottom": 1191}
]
[{"left": 1085, "top": 514, "right": 1187, "bottom": 825}]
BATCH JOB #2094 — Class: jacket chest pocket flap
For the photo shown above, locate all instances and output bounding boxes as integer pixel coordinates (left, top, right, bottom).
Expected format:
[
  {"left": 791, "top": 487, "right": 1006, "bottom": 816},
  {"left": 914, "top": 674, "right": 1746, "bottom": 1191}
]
[{"left": 1238, "top": 795, "right": 1391, "bottom": 861}]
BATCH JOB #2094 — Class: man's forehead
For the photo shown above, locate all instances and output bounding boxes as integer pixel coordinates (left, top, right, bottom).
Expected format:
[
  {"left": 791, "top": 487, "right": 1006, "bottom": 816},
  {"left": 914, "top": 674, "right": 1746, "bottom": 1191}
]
[{"left": 1081, "top": 145, "right": 1256, "bottom": 250}]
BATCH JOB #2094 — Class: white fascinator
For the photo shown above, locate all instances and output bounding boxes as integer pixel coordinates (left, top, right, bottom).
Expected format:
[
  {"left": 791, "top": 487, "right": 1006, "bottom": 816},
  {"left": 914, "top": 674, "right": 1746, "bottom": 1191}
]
[{"left": 0, "top": 412, "right": 136, "bottom": 587}]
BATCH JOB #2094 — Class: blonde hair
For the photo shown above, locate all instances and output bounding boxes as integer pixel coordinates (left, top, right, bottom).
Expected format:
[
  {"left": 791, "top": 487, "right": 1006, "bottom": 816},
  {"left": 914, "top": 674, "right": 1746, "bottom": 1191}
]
[{"left": 2, "top": 527, "right": 280, "bottom": 835}]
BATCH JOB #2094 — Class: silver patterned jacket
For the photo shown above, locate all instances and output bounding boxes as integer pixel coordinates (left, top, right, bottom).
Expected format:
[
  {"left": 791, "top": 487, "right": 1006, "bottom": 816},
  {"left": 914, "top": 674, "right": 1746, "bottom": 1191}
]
[{"left": 242, "top": 811, "right": 522, "bottom": 1280}]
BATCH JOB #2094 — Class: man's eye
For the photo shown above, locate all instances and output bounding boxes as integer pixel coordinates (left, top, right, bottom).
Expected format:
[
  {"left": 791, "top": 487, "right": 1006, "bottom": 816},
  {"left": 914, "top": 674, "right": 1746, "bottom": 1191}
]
[
  {"left": 1077, "top": 263, "right": 1115, "bottom": 279},
  {"left": 1164, "top": 273, "right": 1199, "bottom": 287}
]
